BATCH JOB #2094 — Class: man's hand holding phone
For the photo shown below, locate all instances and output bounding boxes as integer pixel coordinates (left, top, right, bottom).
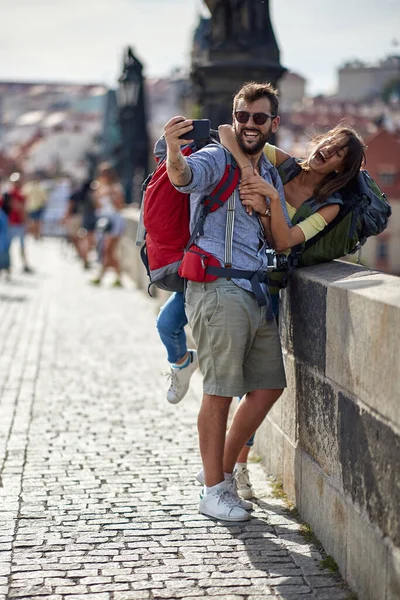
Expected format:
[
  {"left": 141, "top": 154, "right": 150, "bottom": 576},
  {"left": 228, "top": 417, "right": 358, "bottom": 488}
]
[{"left": 164, "top": 116, "right": 194, "bottom": 155}]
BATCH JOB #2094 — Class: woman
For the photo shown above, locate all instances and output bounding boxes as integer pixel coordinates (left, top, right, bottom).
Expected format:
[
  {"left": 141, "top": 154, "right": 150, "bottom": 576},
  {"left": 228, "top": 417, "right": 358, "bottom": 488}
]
[
  {"left": 91, "top": 163, "right": 126, "bottom": 287},
  {"left": 219, "top": 122, "right": 366, "bottom": 253},
  {"left": 217, "top": 122, "right": 366, "bottom": 497}
]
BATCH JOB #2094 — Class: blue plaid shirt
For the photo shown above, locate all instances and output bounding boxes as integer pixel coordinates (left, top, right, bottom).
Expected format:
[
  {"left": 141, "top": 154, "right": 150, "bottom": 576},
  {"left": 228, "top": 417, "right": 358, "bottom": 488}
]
[{"left": 174, "top": 144, "right": 290, "bottom": 295}]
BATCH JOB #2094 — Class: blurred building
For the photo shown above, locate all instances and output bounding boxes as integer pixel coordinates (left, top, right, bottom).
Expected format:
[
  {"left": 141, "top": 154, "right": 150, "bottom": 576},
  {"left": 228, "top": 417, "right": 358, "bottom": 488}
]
[
  {"left": 279, "top": 71, "right": 306, "bottom": 111},
  {"left": 0, "top": 81, "right": 108, "bottom": 178},
  {"left": 361, "top": 129, "right": 400, "bottom": 275},
  {"left": 278, "top": 95, "right": 400, "bottom": 158},
  {"left": 338, "top": 55, "right": 400, "bottom": 101},
  {"left": 146, "top": 72, "right": 192, "bottom": 152}
]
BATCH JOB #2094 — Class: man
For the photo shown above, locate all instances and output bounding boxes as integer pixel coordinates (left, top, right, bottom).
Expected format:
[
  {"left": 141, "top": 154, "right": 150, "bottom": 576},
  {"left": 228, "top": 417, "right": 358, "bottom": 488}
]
[{"left": 164, "top": 82, "right": 291, "bottom": 521}]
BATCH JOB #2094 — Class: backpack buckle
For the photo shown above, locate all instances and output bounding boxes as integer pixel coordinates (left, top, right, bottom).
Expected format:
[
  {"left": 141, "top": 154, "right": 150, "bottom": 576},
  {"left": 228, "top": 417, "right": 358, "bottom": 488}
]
[{"left": 224, "top": 263, "right": 232, "bottom": 281}]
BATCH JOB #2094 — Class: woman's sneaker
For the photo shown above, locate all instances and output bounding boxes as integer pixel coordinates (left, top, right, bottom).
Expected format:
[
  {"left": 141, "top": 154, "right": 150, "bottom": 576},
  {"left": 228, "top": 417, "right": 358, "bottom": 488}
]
[
  {"left": 166, "top": 350, "right": 198, "bottom": 404},
  {"left": 196, "top": 468, "right": 253, "bottom": 510},
  {"left": 199, "top": 482, "right": 250, "bottom": 522},
  {"left": 234, "top": 463, "right": 254, "bottom": 500}
]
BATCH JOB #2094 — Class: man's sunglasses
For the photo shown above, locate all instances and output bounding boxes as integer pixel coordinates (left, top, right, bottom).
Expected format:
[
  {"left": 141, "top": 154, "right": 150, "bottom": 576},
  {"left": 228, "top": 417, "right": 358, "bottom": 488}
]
[{"left": 234, "top": 110, "right": 276, "bottom": 125}]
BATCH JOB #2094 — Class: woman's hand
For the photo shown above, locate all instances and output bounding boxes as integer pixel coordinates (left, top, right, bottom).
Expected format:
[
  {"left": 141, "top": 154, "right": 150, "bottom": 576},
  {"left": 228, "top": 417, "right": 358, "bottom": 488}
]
[{"left": 239, "top": 169, "right": 279, "bottom": 216}]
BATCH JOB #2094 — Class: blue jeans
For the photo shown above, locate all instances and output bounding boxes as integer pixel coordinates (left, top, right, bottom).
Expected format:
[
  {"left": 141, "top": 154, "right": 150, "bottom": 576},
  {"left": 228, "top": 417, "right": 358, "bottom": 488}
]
[
  {"left": 155, "top": 289, "right": 281, "bottom": 448},
  {"left": 156, "top": 292, "right": 188, "bottom": 364}
]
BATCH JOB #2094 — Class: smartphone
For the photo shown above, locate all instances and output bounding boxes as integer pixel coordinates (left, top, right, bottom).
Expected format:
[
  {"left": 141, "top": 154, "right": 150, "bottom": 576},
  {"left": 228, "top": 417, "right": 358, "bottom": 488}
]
[{"left": 179, "top": 119, "right": 211, "bottom": 140}]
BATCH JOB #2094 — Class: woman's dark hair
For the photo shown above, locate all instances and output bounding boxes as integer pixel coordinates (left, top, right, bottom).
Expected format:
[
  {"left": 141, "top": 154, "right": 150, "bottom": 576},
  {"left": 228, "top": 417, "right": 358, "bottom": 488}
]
[{"left": 302, "top": 124, "right": 366, "bottom": 202}]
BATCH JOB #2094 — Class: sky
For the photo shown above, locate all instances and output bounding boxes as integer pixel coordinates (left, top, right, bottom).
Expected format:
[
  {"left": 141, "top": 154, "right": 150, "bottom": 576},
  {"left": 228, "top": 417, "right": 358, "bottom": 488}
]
[{"left": 1, "top": 0, "right": 399, "bottom": 96}]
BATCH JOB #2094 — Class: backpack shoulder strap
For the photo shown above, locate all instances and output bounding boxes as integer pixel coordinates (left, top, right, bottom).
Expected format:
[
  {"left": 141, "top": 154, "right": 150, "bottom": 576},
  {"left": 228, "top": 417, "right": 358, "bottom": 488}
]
[
  {"left": 278, "top": 157, "right": 302, "bottom": 185},
  {"left": 186, "top": 147, "right": 240, "bottom": 249},
  {"left": 293, "top": 192, "right": 344, "bottom": 225},
  {"left": 264, "top": 143, "right": 277, "bottom": 166}
]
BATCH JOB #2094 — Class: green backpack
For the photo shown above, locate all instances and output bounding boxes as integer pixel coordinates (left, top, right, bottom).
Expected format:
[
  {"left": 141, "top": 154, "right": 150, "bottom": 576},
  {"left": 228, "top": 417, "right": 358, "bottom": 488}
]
[{"left": 269, "top": 157, "right": 391, "bottom": 293}]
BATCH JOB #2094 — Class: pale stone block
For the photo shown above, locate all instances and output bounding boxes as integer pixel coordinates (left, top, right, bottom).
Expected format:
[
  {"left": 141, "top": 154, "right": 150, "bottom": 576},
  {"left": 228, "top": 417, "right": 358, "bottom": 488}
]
[
  {"left": 282, "top": 437, "right": 300, "bottom": 505},
  {"left": 387, "top": 543, "right": 400, "bottom": 600},
  {"left": 300, "top": 453, "right": 348, "bottom": 575},
  {"left": 326, "top": 273, "right": 400, "bottom": 428},
  {"left": 346, "top": 508, "right": 387, "bottom": 600},
  {"left": 253, "top": 418, "right": 284, "bottom": 481},
  {"left": 280, "top": 354, "right": 297, "bottom": 444}
]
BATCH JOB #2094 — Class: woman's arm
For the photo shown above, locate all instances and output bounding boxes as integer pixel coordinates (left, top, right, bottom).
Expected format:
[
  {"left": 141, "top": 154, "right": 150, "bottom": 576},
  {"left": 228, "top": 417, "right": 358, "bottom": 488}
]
[
  {"left": 239, "top": 175, "right": 341, "bottom": 252},
  {"left": 288, "top": 204, "right": 340, "bottom": 247},
  {"left": 219, "top": 124, "right": 292, "bottom": 168},
  {"left": 218, "top": 124, "right": 252, "bottom": 171},
  {"left": 238, "top": 172, "right": 291, "bottom": 251},
  {"left": 272, "top": 146, "right": 291, "bottom": 167}
]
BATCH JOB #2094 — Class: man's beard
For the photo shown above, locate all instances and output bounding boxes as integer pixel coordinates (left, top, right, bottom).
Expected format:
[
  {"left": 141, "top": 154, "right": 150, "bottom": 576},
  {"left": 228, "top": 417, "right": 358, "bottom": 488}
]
[{"left": 235, "top": 128, "right": 271, "bottom": 155}]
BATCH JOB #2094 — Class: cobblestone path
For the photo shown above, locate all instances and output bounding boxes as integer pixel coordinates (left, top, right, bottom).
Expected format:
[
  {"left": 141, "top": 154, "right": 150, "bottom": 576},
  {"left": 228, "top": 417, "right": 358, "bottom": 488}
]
[{"left": 0, "top": 240, "right": 353, "bottom": 600}]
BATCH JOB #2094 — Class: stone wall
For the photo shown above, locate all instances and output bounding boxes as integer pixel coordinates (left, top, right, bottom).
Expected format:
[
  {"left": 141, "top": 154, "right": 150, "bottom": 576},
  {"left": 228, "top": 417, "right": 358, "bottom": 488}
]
[
  {"left": 254, "top": 261, "right": 400, "bottom": 600},
  {"left": 121, "top": 209, "right": 400, "bottom": 600}
]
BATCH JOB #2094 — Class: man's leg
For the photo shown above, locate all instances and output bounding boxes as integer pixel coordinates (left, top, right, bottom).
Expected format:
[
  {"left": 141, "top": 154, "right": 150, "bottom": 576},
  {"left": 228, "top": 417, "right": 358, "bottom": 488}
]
[
  {"left": 198, "top": 392, "right": 250, "bottom": 521},
  {"left": 223, "top": 388, "right": 283, "bottom": 475},
  {"left": 198, "top": 393, "right": 232, "bottom": 487}
]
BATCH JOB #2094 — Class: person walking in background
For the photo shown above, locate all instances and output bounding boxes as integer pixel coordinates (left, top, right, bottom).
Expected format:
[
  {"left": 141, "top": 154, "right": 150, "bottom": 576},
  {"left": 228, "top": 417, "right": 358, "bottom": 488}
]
[
  {"left": 0, "top": 192, "right": 11, "bottom": 280},
  {"left": 23, "top": 173, "right": 48, "bottom": 240},
  {"left": 7, "top": 173, "right": 33, "bottom": 274},
  {"left": 79, "top": 180, "right": 97, "bottom": 270},
  {"left": 63, "top": 180, "right": 84, "bottom": 258},
  {"left": 91, "top": 163, "right": 126, "bottom": 287}
]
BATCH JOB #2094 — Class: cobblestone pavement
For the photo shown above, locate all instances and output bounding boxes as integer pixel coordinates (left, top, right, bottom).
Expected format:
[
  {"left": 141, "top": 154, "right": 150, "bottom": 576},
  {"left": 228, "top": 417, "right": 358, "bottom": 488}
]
[{"left": 0, "top": 240, "right": 354, "bottom": 600}]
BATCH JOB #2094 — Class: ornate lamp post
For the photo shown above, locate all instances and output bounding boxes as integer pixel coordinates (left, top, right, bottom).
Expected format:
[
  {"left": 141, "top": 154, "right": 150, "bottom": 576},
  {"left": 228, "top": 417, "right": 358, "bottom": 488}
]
[{"left": 117, "top": 47, "right": 149, "bottom": 204}]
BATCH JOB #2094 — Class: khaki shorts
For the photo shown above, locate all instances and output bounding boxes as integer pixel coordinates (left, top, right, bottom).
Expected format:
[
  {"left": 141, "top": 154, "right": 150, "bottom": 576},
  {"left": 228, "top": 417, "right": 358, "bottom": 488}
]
[{"left": 185, "top": 279, "right": 286, "bottom": 397}]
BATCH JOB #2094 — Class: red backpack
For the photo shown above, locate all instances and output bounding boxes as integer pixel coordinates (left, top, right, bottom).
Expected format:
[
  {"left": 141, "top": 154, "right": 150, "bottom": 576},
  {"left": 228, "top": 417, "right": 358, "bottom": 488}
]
[{"left": 139, "top": 137, "right": 240, "bottom": 293}]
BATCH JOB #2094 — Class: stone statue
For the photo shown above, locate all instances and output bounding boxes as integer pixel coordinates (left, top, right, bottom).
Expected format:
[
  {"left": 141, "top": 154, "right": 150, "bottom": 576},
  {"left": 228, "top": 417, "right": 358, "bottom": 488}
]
[{"left": 204, "top": 0, "right": 276, "bottom": 51}]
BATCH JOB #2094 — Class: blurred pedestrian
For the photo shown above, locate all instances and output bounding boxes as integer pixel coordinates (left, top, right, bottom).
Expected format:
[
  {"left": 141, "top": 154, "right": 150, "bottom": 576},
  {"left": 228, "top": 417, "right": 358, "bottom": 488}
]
[
  {"left": 7, "top": 173, "right": 33, "bottom": 274},
  {"left": 91, "top": 163, "right": 126, "bottom": 287},
  {"left": 23, "top": 173, "right": 48, "bottom": 240},
  {"left": 0, "top": 193, "right": 11, "bottom": 279},
  {"left": 78, "top": 179, "right": 97, "bottom": 269},
  {"left": 63, "top": 180, "right": 83, "bottom": 256}
]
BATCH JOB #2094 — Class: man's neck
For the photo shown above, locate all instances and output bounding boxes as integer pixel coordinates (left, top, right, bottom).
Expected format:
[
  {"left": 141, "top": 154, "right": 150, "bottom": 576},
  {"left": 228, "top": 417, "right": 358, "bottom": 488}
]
[{"left": 247, "top": 151, "right": 263, "bottom": 168}]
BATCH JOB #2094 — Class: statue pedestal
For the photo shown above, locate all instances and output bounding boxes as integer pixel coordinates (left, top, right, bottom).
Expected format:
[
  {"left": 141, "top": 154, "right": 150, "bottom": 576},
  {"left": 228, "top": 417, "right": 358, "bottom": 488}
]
[
  {"left": 192, "top": 53, "right": 286, "bottom": 126},
  {"left": 191, "top": 2, "right": 286, "bottom": 127}
]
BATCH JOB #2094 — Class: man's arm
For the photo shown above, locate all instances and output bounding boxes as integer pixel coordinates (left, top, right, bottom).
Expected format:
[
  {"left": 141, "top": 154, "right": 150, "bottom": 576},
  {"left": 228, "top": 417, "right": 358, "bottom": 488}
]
[{"left": 164, "top": 116, "right": 194, "bottom": 187}]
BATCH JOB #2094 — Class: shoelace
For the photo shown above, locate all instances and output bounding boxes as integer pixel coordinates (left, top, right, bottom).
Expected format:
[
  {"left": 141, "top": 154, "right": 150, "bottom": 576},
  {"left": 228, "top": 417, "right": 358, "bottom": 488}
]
[
  {"left": 226, "top": 477, "right": 239, "bottom": 495},
  {"left": 217, "top": 489, "right": 240, "bottom": 508},
  {"left": 163, "top": 369, "right": 181, "bottom": 392}
]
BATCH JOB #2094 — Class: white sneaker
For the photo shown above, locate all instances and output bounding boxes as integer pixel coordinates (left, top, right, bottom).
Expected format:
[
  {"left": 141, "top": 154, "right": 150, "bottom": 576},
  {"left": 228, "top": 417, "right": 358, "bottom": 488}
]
[
  {"left": 199, "top": 482, "right": 250, "bottom": 522},
  {"left": 196, "top": 468, "right": 253, "bottom": 510},
  {"left": 196, "top": 467, "right": 205, "bottom": 485},
  {"left": 166, "top": 350, "right": 198, "bottom": 404},
  {"left": 234, "top": 464, "right": 254, "bottom": 500},
  {"left": 226, "top": 477, "right": 253, "bottom": 509}
]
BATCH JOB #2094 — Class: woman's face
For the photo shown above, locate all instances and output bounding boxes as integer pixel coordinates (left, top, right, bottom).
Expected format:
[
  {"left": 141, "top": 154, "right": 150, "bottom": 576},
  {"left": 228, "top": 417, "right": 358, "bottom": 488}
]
[{"left": 308, "top": 134, "right": 348, "bottom": 175}]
